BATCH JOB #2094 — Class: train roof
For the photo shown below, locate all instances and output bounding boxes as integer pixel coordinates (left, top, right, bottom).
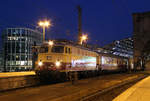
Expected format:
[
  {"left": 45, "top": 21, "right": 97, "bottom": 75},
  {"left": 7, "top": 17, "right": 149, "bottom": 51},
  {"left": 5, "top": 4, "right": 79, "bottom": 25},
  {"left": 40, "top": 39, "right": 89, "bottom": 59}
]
[
  {"left": 33, "top": 41, "right": 129, "bottom": 59},
  {"left": 33, "top": 41, "right": 97, "bottom": 53}
]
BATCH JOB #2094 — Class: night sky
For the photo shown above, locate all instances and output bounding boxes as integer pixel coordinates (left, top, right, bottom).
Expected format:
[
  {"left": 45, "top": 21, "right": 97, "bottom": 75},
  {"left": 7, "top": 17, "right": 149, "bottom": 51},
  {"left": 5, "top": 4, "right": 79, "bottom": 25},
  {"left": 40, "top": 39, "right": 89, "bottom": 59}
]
[{"left": 0, "top": 0, "right": 150, "bottom": 46}]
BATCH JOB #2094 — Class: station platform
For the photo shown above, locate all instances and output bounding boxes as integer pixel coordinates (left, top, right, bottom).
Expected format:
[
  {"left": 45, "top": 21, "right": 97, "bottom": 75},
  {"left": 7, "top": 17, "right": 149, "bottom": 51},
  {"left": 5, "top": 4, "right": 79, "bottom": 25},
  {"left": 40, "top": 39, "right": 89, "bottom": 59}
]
[
  {"left": 0, "top": 71, "right": 35, "bottom": 78},
  {"left": 0, "top": 73, "right": 144, "bottom": 101},
  {"left": 113, "top": 76, "right": 150, "bottom": 101}
]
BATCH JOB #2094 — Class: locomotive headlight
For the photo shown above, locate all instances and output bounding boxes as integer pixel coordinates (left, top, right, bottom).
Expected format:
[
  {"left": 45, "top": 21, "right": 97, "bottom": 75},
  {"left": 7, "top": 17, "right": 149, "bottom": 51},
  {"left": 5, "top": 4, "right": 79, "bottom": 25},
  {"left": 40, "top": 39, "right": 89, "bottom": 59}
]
[
  {"left": 55, "top": 61, "right": 61, "bottom": 67},
  {"left": 38, "top": 61, "right": 43, "bottom": 66}
]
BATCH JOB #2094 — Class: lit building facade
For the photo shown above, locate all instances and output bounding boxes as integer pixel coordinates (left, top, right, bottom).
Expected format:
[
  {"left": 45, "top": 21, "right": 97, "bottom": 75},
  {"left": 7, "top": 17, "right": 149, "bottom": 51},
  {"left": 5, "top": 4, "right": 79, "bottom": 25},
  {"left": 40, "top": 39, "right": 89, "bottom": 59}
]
[
  {"left": 2, "top": 28, "right": 42, "bottom": 72},
  {"left": 103, "top": 37, "right": 133, "bottom": 58}
]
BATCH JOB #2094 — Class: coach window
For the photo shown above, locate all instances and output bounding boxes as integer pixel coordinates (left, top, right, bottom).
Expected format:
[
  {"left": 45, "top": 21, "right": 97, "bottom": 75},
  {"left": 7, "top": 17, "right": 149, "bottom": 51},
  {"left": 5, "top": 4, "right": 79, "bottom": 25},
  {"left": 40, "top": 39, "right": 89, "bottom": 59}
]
[
  {"left": 70, "top": 48, "right": 72, "bottom": 54},
  {"left": 65, "top": 47, "right": 68, "bottom": 53},
  {"left": 116, "top": 59, "right": 118, "bottom": 64},
  {"left": 117, "top": 60, "right": 119, "bottom": 64},
  {"left": 68, "top": 48, "right": 71, "bottom": 54},
  {"left": 78, "top": 49, "right": 80, "bottom": 55}
]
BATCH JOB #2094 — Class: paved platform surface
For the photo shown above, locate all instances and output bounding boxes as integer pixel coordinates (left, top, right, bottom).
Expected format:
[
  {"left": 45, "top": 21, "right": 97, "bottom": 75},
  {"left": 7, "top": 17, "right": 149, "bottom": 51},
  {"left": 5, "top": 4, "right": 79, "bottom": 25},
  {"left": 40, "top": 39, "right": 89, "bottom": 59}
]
[
  {"left": 0, "top": 71, "right": 35, "bottom": 78},
  {"left": 0, "top": 73, "right": 144, "bottom": 101},
  {"left": 113, "top": 76, "right": 150, "bottom": 101}
]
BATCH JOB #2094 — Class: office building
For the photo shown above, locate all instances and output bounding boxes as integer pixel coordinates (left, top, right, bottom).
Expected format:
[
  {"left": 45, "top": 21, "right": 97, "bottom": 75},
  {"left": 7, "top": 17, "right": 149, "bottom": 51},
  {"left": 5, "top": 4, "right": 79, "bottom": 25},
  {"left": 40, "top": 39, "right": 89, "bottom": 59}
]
[
  {"left": 2, "top": 28, "right": 42, "bottom": 71},
  {"left": 103, "top": 37, "right": 133, "bottom": 58}
]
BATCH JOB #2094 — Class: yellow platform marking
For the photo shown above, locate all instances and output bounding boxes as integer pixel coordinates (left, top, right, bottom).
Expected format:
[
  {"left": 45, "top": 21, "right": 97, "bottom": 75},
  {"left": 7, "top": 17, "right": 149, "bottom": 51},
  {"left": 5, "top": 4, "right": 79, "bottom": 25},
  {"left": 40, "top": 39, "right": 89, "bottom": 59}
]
[
  {"left": 0, "top": 71, "right": 35, "bottom": 78},
  {"left": 113, "top": 76, "right": 150, "bottom": 101}
]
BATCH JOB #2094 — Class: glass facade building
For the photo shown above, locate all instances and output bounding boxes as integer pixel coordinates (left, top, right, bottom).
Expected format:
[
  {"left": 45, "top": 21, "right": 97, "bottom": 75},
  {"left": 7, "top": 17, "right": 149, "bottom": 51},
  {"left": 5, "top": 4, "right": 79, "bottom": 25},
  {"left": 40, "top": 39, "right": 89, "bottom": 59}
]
[
  {"left": 103, "top": 37, "right": 133, "bottom": 58},
  {"left": 2, "top": 28, "right": 42, "bottom": 72}
]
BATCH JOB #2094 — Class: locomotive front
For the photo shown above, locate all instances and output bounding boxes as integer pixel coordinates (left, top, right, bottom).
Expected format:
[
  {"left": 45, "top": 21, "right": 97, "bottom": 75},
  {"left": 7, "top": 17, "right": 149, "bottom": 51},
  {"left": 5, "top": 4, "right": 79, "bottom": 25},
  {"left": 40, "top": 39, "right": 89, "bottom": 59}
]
[{"left": 35, "top": 44, "right": 67, "bottom": 73}]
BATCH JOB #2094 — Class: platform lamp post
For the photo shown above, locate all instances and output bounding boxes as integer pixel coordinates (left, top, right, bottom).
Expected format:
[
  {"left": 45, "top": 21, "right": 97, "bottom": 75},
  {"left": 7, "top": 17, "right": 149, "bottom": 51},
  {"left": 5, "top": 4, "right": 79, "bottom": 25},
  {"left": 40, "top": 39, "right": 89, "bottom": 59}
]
[
  {"left": 38, "top": 20, "right": 51, "bottom": 43},
  {"left": 48, "top": 40, "right": 54, "bottom": 46},
  {"left": 80, "top": 34, "right": 88, "bottom": 45}
]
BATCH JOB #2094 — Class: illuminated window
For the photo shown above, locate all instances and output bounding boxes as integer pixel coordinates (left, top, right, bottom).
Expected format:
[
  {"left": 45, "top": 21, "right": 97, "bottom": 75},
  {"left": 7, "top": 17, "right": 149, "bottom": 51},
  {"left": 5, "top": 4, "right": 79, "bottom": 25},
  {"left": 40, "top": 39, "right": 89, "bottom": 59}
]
[
  {"left": 28, "top": 61, "right": 32, "bottom": 66},
  {"left": 21, "top": 61, "right": 25, "bottom": 65},
  {"left": 16, "top": 61, "right": 21, "bottom": 65}
]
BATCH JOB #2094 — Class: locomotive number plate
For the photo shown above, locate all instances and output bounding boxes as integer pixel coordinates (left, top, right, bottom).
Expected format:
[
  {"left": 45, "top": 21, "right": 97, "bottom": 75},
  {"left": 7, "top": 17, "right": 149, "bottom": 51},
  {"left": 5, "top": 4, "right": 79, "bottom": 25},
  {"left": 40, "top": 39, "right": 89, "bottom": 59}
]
[{"left": 47, "top": 56, "right": 52, "bottom": 60}]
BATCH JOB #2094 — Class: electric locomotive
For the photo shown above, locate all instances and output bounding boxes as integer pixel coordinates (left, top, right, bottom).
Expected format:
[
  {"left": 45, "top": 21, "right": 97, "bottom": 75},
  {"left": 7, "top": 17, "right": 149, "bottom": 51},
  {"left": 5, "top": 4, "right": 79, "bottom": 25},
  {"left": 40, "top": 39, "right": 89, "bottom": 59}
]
[{"left": 34, "top": 41, "right": 99, "bottom": 80}]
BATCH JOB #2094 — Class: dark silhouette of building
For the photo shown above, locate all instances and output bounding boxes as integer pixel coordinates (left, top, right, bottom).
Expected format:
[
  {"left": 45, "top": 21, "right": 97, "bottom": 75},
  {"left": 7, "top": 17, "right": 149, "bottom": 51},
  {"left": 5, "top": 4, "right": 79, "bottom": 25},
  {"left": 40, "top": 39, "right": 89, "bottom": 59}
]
[
  {"left": 0, "top": 50, "right": 3, "bottom": 72},
  {"left": 133, "top": 12, "right": 150, "bottom": 70}
]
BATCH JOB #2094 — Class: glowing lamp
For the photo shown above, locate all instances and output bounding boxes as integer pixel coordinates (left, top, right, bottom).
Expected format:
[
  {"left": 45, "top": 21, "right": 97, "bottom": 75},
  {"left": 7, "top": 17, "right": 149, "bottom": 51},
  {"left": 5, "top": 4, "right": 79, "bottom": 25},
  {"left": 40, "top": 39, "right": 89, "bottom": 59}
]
[
  {"left": 38, "top": 61, "right": 43, "bottom": 66},
  {"left": 48, "top": 40, "right": 54, "bottom": 46},
  {"left": 55, "top": 61, "right": 61, "bottom": 67}
]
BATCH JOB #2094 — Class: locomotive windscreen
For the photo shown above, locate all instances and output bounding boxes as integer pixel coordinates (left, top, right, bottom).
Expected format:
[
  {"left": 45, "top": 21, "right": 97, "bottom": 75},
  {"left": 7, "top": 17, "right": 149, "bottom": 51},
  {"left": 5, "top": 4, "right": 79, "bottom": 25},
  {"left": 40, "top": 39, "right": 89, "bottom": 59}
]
[
  {"left": 39, "top": 46, "right": 48, "bottom": 53},
  {"left": 51, "top": 46, "right": 64, "bottom": 53}
]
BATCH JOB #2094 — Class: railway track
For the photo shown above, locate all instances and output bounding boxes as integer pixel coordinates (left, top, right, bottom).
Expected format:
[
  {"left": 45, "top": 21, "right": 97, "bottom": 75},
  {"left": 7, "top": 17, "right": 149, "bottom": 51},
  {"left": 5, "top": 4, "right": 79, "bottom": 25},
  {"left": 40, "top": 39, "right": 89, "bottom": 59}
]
[{"left": 80, "top": 74, "right": 147, "bottom": 101}]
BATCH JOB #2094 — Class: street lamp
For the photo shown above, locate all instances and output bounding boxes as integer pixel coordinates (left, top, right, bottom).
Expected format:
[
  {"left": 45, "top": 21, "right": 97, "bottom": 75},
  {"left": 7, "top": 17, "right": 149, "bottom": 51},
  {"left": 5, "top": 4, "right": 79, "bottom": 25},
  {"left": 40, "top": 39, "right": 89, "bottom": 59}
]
[
  {"left": 38, "top": 20, "right": 51, "bottom": 43},
  {"left": 80, "top": 34, "right": 88, "bottom": 45},
  {"left": 48, "top": 40, "right": 54, "bottom": 46}
]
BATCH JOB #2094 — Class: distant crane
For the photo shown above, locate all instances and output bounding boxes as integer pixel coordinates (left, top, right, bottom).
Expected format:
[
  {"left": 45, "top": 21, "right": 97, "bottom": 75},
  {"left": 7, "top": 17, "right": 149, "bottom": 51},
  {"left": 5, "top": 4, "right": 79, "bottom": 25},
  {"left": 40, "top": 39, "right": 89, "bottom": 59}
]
[{"left": 77, "top": 5, "right": 82, "bottom": 44}]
